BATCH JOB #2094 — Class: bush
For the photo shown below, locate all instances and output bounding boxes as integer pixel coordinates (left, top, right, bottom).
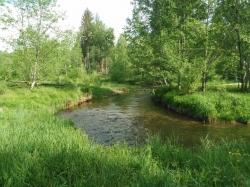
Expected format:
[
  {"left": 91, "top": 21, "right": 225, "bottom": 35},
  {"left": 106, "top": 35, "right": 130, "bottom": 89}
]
[
  {"left": 109, "top": 62, "right": 128, "bottom": 83},
  {"left": 180, "top": 61, "right": 202, "bottom": 94},
  {"left": 83, "top": 71, "right": 102, "bottom": 86}
]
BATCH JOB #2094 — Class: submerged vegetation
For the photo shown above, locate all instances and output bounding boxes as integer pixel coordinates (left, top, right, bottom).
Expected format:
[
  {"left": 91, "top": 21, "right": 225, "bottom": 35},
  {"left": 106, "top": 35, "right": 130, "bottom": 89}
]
[{"left": 0, "top": 85, "right": 250, "bottom": 186}]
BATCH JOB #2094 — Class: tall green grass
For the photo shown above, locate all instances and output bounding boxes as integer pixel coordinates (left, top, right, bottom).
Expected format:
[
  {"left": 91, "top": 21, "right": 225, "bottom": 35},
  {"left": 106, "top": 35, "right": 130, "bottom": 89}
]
[
  {"left": 0, "top": 85, "right": 250, "bottom": 186},
  {"left": 153, "top": 88, "right": 250, "bottom": 124},
  {"left": 0, "top": 81, "right": 7, "bottom": 95}
]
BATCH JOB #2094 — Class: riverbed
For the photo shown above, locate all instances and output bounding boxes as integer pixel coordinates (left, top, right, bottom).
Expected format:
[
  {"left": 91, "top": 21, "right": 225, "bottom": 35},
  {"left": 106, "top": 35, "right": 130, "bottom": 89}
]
[{"left": 61, "top": 90, "right": 250, "bottom": 146}]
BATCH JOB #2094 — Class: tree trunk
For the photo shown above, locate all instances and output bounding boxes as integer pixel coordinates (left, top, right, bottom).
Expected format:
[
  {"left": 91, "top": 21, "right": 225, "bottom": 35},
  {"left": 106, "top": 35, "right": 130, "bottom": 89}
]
[
  {"left": 31, "top": 47, "right": 39, "bottom": 90},
  {"left": 31, "top": 81, "right": 36, "bottom": 90},
  {"left": 31, "top": 62, "right": 38, "bottom": 90},
  {"left": 65, "top": 64, "right": 68, "bottom": 77}
]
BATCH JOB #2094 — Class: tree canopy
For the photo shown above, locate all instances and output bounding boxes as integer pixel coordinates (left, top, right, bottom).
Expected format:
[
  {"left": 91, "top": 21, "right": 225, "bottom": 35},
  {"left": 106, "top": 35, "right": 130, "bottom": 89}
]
[{"left": 126, "top": 0, "right": 250, "bottom": 92}]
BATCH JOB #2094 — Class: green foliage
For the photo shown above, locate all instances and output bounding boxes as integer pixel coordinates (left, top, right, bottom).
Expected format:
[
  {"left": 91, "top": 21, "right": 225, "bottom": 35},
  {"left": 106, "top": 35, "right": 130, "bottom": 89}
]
[
  {"left": 110, "top": 61, "right": 126, "bottom": 82},
  {"left": 212, "top": 0, "right": 250, "bottom": 91},
  {"left": 180, "top": 60, "right": 202, "bottom": 94},
  {"left": 81, "top": 71, "right": 102, "bottom": 86},
  {"left": 0, "top": 52, "right": 12, "bottom": 81},
  {"left": 10, "top": 31, "right": 84, "bottom": 85},
  {"left": 1, "top": 0, "right": 249, "bottom": 92},
  {"left": 80, "top": 10, "right": 114, "bottom": 73},
  {"left": 109, "top": 36, "right": 131, "bottom": 83},
  {"left": 127, "top": 0, "right": 250, "bottom": 92},
  {"left": 1, "top": 0, "right": 61, "bottom": 88},
  {"left": 126, "top": 0, "right": 209, "bottom": 91}
]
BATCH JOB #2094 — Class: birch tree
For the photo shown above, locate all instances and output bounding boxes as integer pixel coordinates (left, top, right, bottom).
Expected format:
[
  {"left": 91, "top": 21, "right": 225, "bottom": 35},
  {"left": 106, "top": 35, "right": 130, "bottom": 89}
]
[{"left": 0, "top": 0, "right": 60, "bottom": 89}]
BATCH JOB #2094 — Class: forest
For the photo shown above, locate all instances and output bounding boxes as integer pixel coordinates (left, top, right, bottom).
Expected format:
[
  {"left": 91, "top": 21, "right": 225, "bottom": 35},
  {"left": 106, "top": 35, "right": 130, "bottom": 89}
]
[{"left": 0, "top": 0, "right": 250, "bottom": 186}]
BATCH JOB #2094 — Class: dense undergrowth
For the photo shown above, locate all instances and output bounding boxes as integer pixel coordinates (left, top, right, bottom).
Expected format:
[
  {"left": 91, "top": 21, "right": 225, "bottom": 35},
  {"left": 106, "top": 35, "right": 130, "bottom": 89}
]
[
  {"left": 152, "top": 87, "right": 250, "bottom": 124},
  {"left": 0, "top": 84, "right": 250, "bottom": 186}
]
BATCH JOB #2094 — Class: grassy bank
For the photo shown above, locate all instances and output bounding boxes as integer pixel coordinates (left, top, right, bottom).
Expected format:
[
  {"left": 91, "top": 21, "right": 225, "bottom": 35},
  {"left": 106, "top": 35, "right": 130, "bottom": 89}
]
[
  {"left": 152, "top": 88, "right": 250, "bottom": 124},
  {"left": 1, "top": 84, "right": 250, "bottom": 186}
]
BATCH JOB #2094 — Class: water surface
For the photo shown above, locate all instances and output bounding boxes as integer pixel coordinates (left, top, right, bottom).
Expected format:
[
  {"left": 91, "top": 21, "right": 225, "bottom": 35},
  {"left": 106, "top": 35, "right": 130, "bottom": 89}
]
[{"left": 61, "top": 90, "right": 250, "bottom": 146}]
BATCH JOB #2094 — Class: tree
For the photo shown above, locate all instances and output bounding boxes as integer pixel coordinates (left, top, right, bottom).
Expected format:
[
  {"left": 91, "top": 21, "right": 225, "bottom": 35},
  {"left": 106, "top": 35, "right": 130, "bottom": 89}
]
[
  {"left": 40, "top": 31, "right": 83, "bottom": 84},
  {"left": 214, "top": 0, "right": 250, "bottom": 91},
  {"left": 109, "top": 36, "right": 131, "bottom": 82},
  {"left": 125, "top": 0, "right": 154, "bottom": 83},
  {"left": 1, "top": 0, "right": 61, "bottom": 89},
  {"left": 90, "top": 17, "right": 114, "bottom": 73},
  {"left": 126, "top": 0, "right": 250, "bottom": 93},
  {"left": 199, "top": 0, "right": 219, "bottom": 92},
  {"left": 80, "top": 10, "right": 114, "bottom": 73},
  {"left": 80, "top": 9, "right": 93, "bottom": 72},
  {"left": 127, "top": 0, "right": 207, "bottom": 91}
]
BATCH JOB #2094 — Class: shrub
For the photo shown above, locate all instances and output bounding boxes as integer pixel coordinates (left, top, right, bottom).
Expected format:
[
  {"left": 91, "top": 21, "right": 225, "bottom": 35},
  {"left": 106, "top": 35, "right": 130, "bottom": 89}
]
[
  {"left": 83, "top": 71, "right": 102, "bottom": 86},
  {"left": 110, "top": 61, "right": 127, "bottom": 83},
  {"left": 180, "top": 61, "right": 202, "bottom": 94}
]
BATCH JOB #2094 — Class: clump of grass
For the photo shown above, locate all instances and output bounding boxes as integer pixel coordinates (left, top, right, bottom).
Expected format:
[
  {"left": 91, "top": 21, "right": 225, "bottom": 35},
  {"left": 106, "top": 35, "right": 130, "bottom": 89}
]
[
  {"left": 163, "top": 92, "right": 217, "bottom": 121},
  {"left": 153, "top": 88, "right": 250, "bottom": 124}
]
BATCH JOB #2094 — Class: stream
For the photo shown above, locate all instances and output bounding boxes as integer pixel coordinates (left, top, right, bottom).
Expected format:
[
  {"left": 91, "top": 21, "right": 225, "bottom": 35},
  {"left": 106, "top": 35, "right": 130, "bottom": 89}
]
[{"left": 61, "top": 90, "right": 250, "bottom": 146}]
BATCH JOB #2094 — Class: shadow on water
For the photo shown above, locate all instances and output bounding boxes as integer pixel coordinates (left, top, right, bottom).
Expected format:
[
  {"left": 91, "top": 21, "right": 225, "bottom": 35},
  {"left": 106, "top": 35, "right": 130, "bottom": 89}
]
[{"left": 60, "top": 90, "right": 250, "bottom": 147}]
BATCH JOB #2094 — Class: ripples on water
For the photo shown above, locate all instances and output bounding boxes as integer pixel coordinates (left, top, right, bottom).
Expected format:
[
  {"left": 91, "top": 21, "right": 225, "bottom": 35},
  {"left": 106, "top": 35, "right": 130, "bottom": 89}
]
[{"left": 61, "top": 90, "right": 250, "bottom": 146}]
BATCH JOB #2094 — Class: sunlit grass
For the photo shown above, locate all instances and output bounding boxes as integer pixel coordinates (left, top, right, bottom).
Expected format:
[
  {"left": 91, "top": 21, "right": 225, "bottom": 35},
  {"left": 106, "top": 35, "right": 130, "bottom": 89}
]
[
  {"left": 0, "top": 84, "right": 250, "bottom": 186},
  {"left": 153, "top": 87, "right": 250, "bottom": 124}
]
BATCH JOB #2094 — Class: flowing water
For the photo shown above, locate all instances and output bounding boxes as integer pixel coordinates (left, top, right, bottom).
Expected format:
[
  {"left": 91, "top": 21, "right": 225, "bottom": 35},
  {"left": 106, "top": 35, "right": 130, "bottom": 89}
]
[{"left": 61, "top": 90, "right": 250, "bottom": 146}]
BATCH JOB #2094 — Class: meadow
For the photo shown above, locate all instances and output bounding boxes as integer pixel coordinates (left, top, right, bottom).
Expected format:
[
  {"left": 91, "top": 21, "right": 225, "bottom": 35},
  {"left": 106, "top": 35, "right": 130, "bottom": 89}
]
[{"left": 0, "top": 83, "right": 250, "bottom": 186}]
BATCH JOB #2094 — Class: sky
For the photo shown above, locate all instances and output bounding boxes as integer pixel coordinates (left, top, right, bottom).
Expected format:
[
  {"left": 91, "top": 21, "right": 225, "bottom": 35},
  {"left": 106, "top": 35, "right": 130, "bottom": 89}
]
[
  {"left": 0, "top": 0, "right": 133, "bottom": 50},
  {"left": 57, "top": 0, "right": 133, "bottom": 38}
]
